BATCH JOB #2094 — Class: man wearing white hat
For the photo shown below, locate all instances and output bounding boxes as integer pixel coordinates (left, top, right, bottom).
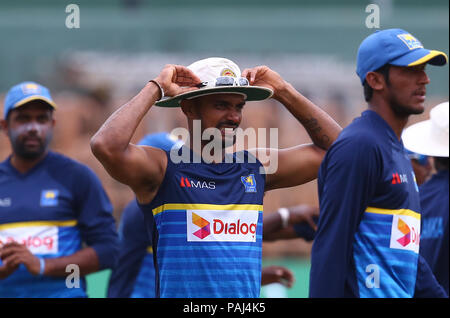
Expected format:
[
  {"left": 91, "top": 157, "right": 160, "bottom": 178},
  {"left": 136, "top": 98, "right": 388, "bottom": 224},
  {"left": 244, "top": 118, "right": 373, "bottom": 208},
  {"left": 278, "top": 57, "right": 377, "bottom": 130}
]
[
  {"left": 91, "top": 57, "right": 342, "bottom": 298},
  {"left": 403, "top": 101, "right": 449, "bottom": 296}
]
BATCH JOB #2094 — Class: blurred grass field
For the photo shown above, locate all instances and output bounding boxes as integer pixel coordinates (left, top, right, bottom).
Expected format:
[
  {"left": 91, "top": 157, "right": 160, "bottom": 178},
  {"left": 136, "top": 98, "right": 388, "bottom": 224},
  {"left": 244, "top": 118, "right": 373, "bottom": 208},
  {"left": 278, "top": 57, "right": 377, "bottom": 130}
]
[{"left": 85, "top": 257, "right": 311, "bottom": 298}]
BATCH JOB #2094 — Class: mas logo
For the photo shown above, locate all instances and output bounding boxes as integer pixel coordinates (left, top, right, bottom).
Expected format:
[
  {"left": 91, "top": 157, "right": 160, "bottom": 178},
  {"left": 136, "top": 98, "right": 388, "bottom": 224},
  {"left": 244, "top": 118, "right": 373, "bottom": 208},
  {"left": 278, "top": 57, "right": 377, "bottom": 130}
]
[
  {"left": 241, "top": 174, "right": 257, "bottom": 193},
  {"left": 389, "top": 214, "right": 420, "bottom": 253},
  {"left": 180, "top": 177, "right": 216, "bottom": 190},
  {"left": 187, "top": 209, "right": 259, "bottom": 242}
]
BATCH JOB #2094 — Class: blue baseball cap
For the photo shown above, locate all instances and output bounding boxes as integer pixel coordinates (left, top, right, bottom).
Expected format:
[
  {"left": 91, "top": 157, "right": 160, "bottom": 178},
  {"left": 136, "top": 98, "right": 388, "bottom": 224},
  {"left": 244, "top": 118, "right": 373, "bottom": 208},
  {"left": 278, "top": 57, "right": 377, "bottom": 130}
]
[
  {"left": 3, "top": 81, "right": 57, "bottom": 119},
  {"left": 138, "top": 132, "right": 184, "bottom": 151},
  {"left": 356, "top": 29, "right": 448, "bottom": 84}
]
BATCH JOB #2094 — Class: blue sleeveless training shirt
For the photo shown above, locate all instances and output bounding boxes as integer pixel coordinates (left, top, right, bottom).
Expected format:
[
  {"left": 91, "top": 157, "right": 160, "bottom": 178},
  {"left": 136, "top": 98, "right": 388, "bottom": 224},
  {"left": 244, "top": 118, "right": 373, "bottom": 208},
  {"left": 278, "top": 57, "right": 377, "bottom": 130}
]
[{"left": 139, "top": 146, "right": 265, "bottom": 298}]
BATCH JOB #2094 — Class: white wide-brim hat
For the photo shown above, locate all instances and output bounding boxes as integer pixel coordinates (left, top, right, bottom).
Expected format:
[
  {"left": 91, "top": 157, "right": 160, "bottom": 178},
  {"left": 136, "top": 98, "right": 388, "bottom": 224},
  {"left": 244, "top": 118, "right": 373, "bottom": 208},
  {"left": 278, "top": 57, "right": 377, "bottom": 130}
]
[
  {"left": 155, "top": 57, "right": 273, "bottom": 108},
  {"left": 402, "top": 101, "right": 449, "bottom": 157}
]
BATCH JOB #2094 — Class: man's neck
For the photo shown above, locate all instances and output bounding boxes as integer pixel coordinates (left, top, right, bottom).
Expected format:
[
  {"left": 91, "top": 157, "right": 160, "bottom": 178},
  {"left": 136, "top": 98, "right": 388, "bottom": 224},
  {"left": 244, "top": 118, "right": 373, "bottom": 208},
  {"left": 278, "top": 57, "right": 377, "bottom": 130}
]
[
  {"left": 188, "top": 140, "right": 227, "bottom": 164},
  {"left": 368, "top": 101, "right": 409, "bottom": 140},
  {"left": 10, "top": 151, "right": 48, "bottom": 174}
]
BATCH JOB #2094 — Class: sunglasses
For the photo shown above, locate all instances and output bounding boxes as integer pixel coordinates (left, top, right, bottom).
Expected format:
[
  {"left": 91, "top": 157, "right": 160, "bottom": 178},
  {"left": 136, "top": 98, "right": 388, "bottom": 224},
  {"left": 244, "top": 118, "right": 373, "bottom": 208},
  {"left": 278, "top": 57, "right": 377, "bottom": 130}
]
[
  {"left": 408, "top": 153, "right": 429, "bottom": 166},
  {"left": 196, "top": 76, "right": 249, "bottom": 88}
]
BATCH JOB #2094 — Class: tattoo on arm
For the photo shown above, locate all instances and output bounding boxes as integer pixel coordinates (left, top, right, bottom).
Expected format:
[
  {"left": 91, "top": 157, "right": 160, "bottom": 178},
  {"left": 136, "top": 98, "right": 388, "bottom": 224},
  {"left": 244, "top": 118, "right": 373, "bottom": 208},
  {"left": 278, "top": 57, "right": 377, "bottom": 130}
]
[{"left": 303, "top": 117, "right": 331, "bottom": 149}]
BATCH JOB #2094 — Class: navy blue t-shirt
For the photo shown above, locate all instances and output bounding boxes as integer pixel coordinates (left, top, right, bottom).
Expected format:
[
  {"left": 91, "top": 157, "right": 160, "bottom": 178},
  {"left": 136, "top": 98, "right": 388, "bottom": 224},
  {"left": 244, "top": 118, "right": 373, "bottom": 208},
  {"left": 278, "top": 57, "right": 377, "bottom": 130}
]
[
  {"left": 311, "top": 110, "right": 446, "bottom": 298},
  {"left": 293, "top": 216, "right": 318, "bottom": 241},
  {"left": 107, "top": 200, "right": 155, "bottom": 298},
  {"left": 419, "top": 170, "right": 449, "bottom": 295},
  {"left": 0, "top": 151, "right": 118, "bottom": 298}
]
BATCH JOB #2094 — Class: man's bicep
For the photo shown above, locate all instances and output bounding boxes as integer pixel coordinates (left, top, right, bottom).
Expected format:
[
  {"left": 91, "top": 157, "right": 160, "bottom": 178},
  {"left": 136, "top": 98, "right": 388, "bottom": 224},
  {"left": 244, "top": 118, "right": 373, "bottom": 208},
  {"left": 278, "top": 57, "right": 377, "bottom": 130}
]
[
  {"left": 100, "top": 144, "right": 167, "bottom": 190},
  {"left": 259, "top": 144, "right": 325, "bottom": 191}
]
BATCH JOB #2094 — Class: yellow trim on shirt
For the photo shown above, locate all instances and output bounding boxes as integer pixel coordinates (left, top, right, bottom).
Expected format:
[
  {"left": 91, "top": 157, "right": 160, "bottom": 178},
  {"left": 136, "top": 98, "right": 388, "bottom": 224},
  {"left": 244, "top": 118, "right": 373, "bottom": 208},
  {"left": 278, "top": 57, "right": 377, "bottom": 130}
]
[
  {"left": 365, "top": 207, "right": 420, "bottom": 220},
  {"left": 0, "top": 220, "right": 77, "bottom": 230},
  {"left": 152, "top": 203, "right": 264, "bottom": 216}
]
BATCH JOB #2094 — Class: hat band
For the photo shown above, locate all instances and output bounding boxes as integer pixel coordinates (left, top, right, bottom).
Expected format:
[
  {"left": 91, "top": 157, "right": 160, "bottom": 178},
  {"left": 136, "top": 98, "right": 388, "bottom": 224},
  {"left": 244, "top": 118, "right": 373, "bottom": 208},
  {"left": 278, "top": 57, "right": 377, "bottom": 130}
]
[{"left": 185, "top": 91, "right": 248, "bottom": 101}]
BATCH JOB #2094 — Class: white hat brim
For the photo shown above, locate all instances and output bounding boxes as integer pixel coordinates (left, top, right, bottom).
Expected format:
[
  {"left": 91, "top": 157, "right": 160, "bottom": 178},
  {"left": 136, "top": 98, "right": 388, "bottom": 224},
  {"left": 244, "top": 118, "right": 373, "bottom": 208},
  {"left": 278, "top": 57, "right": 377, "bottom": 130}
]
[
  {"left": 155, "top": 86, "right": 273, "bottom": 108},
  {"left": 402, "top": 120, "right": 449, "bottom": 157}
]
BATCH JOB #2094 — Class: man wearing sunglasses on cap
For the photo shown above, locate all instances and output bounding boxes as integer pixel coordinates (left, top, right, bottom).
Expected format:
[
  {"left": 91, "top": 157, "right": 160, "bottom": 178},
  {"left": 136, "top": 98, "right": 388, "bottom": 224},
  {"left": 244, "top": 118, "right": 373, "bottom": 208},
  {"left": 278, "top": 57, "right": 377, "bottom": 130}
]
[{"left": 91, "top": 57, "right": 341, "bottom": 298}]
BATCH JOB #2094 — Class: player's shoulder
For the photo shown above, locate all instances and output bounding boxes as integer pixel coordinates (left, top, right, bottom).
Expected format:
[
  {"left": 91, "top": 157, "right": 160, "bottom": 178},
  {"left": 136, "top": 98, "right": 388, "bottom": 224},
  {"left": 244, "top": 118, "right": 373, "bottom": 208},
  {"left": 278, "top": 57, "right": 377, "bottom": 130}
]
[
  {"left": 333, "top": 126, "right": 380, "bottom": 153},
  {"left": 48, "top": 151, "right": 85, "bottom": 168},
  {"left": 47, "top": 151, "right": 99, "bottom": 181},
  {"left": 335, "top": 113, "right": 384, "bottom": 149}
]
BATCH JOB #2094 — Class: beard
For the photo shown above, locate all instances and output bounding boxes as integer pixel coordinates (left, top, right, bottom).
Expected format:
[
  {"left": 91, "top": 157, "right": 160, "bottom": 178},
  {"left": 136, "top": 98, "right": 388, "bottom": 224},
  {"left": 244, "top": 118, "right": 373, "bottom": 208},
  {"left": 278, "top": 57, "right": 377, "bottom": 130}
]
[
  {"left": 8, "top": 130, "right": 53, "bottom": 161},
  {"left": 388, "top": 90, "right": 425, "bottom": 117}
]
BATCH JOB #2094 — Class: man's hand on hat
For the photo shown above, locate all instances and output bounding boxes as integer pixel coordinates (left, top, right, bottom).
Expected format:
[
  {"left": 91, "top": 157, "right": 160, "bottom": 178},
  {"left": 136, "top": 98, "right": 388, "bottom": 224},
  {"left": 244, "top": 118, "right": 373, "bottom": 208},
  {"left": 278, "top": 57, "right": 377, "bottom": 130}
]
[
  {"left": 242, "top": 66, "right": 287, "bottom": 99},
  {"left": 153, "top": 64, "right": 202, "bottom": 99}
]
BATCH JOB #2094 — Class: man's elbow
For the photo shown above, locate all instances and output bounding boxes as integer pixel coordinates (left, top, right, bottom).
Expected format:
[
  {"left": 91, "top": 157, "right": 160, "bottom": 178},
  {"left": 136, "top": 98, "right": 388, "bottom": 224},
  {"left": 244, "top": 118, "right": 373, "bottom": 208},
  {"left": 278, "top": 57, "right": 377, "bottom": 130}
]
[{"left": 90, "top": 134, "right": 118, "bottom": 163}]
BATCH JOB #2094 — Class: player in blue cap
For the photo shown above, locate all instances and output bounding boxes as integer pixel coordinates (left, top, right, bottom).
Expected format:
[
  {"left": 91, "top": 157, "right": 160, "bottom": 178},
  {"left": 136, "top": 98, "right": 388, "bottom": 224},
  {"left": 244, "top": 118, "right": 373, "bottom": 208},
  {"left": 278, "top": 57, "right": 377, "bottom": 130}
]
[
  {"left": 0, "top": 82, "right": 119, "bottom": 297},
  {"left": 310, "top": 29, "right": 448, "bottom": 298}
]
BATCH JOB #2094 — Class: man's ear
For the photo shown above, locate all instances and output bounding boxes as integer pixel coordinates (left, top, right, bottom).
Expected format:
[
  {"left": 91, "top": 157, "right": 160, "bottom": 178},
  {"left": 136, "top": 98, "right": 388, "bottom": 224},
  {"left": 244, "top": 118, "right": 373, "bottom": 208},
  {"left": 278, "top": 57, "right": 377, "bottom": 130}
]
[
  {"left": 365, "top": 71, "right": 386, "bottom": 91},
  {"left": 0, "top": 119, "right": 8, "bottom": 134}
]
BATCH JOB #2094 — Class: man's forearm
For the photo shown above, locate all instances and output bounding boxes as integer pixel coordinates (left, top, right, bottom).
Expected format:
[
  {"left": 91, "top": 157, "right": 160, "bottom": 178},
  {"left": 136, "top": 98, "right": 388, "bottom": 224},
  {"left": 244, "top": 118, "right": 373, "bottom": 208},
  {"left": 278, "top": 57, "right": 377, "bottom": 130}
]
[
  {"left": 262, "top": 212, "right": 283, "bottom": 240},
  {"left": 43, "top": 247, "right": 100, "bottom": 277},
  {"left": 275, "top": 83, "right": 342, "bottom": 150},
  {"left": 91, "top": 81, "right": 160, "bottom": 155}
]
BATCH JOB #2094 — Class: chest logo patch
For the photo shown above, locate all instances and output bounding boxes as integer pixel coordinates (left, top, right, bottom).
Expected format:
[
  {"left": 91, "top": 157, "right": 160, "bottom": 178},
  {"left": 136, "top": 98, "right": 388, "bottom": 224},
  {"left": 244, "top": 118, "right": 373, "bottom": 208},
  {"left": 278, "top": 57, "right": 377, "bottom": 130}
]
[
  {"left": 241, "top": 174, "right": 257, "bottom": 193},
  {"left": 40, "top": 190, "right": 59, "bottom": 207}
]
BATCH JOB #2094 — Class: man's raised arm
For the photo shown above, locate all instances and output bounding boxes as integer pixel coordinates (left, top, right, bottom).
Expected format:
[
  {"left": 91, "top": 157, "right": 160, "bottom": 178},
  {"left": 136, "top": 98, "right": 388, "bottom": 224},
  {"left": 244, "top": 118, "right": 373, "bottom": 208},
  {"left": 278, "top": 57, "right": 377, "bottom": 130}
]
[
  {"left": 90, "top": 65, "right": 200, "bottom": 202},
  {"left": 242, "top": 66, "right": 342, "bottom": 190}
]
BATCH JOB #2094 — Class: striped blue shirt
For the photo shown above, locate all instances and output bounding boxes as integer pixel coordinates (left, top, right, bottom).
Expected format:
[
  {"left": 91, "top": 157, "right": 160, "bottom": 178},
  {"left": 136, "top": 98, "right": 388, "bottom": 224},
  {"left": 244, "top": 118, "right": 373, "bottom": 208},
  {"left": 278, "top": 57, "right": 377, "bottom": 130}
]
[{"left": 139, "top": 146, "right": 265, "bottom": 298}]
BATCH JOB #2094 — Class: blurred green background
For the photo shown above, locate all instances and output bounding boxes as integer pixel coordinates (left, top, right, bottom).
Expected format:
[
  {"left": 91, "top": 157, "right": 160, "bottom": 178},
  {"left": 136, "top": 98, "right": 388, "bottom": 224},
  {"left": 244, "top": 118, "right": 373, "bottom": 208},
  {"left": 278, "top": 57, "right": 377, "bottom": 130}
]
[
  {"left": 0, "top": 0, "right": 448, "bottom": 96},
  {"left": 85, "top": 258, "right": 311, "bottom": 298}
]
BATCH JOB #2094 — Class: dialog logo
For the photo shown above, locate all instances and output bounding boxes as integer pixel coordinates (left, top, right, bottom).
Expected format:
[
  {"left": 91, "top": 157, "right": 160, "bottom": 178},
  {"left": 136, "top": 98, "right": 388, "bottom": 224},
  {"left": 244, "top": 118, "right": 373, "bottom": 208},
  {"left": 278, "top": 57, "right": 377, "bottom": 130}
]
[
  {"left": 0, "top": 226, "right": 58, "bottom": 255},
  {"left": 186, "top": 209, "right": 259, "bottom": 242},
  {"left": 389, "top": 215, "right": 420, "bottom": 253},
  {"left": 192, "top": 212, "right": 211, "bottom": 239}
]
